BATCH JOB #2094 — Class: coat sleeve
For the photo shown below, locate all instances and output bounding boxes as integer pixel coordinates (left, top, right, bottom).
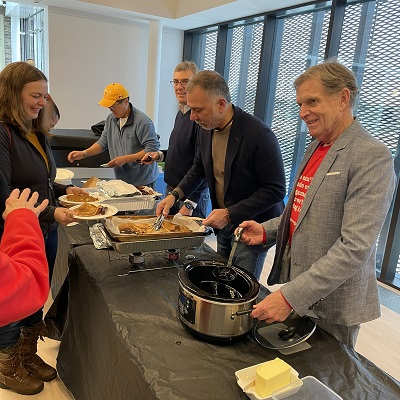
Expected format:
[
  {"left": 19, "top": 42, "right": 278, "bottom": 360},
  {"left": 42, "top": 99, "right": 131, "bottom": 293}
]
[
  {"left": 135, "top": 118, "right": 160, "bottom": 153},
  {"left": 0, "top": 125, "right": 13, "bottom": 222},
  {"left": 0, "top": 209, "right": 49, "bottom": 327}
]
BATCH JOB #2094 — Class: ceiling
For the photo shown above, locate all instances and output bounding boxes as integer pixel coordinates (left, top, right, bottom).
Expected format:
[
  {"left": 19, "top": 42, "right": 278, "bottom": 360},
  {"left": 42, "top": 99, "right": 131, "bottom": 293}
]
[{"left": 5, "top": 0, "right": 308, "bottom": 30}]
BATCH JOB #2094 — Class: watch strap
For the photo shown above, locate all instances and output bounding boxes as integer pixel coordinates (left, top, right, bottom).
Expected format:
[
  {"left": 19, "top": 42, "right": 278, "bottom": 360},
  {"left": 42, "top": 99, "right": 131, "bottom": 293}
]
[{"left": 168, "top": 190, "right": 180, "bottom": 203}]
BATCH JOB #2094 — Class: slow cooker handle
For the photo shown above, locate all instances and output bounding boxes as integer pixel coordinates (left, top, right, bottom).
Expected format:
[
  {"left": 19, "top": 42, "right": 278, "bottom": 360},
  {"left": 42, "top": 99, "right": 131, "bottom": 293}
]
[{"left": 230, "top": 309, "right": 253, "bottom": 319}]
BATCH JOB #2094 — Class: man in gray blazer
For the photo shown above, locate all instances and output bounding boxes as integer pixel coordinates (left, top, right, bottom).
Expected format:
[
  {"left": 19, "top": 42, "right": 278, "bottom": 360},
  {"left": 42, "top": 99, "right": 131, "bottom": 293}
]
[{"left": 239, "top": 61, "right": 396, "bottom": 348}]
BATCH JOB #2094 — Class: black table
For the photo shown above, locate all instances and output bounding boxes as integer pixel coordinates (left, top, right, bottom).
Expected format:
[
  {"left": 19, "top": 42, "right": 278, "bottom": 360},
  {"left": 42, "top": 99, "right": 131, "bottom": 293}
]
[
  {"left": 55, "top": 225, "right": 400, "bottom": 400},
  {"left": 49, "top": 128, "right": 110, "bottom": 167},
  {"left": 51, "top": 223, "right": 93, "bottom": 297}
]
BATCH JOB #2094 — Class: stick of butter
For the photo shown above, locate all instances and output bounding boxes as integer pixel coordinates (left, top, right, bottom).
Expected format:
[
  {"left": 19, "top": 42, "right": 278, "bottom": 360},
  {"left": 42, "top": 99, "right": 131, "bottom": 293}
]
[{"left": 254, "top": 358, "right": 291, "bottom": 397}]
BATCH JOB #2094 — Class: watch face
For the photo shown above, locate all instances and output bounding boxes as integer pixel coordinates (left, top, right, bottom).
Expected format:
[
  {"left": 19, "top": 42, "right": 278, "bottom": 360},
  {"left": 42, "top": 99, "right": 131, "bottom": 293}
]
[{"left": 184, "top": 202, "right": 194, "bottom": 210}]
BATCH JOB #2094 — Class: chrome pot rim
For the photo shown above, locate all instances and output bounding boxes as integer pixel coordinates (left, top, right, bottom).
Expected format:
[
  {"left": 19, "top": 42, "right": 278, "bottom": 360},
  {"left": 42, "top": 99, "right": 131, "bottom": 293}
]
[{"left": 178, "top": 260, "right": 260, "bottom": 303}]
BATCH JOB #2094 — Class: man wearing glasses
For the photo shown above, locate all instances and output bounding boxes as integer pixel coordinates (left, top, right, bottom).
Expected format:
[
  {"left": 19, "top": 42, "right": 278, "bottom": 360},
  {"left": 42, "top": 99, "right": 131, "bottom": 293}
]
[
  {"left": 141, "top": 61, "right": 210, "bottom": 218},
  {"left": 68, "top": 83, "right": 160, "bottom": 188},
  {"left": 156, "top": 71, "right": 286, "bottom": 279}
]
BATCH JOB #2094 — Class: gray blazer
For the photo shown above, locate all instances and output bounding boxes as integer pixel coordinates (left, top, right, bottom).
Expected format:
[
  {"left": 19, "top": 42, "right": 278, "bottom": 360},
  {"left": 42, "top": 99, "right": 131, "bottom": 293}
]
[{"left": 262, "top": 119, "right": 396, "bottom": 326}]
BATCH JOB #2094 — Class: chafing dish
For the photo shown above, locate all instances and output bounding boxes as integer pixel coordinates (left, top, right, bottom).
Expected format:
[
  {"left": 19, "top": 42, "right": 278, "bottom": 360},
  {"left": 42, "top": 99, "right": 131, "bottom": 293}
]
[{"left": 100, "top": 215, "right": 211, "bottom": 254}]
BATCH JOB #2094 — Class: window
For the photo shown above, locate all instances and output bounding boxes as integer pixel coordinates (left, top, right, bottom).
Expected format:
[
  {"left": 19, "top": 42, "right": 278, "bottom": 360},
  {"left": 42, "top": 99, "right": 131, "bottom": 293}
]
[
  {"left": 226, "top": 20, "right": 264, "bottom": 113},
  {"left": 337, "top": 0, "right": 400, "bottom": 284},
  {"left": 270, "top": 6, "right": 331, "bottom": 192},
  {"left": 20, "top": 7, "right": 45, "bottom": 72},
  {"left": 186, "top": 27, "right": 218, "bottom": 71},
  {"left": 184, "top": 0, "right": 400, "bottom": 289},
  {"left": 1, "top": 2, "right": 45, "bottom": 73}
]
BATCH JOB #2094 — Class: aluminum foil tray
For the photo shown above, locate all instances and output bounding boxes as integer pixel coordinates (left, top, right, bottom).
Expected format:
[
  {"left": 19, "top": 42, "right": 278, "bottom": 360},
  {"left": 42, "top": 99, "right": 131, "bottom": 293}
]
[
  {"left": 101, "top": 215, "right": 209, "bottom": 253},
  {"left": 101, "top": 195, "right": 157, "bottom": 211}
]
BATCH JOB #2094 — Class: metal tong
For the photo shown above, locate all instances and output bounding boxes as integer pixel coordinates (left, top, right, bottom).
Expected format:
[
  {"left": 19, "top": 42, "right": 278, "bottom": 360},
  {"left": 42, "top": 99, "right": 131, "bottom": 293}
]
[{"left": 152, "top": 215, "right": 164, "bottom": 231}]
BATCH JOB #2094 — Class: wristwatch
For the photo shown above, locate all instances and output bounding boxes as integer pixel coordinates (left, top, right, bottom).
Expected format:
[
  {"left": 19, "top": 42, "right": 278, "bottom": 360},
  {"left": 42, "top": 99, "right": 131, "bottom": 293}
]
[
  {"left": 184, "top": 201, "right": 195, "bottom": 210},
  {"left": 168, "top": 190, "right": 180, "bottom": 204}
]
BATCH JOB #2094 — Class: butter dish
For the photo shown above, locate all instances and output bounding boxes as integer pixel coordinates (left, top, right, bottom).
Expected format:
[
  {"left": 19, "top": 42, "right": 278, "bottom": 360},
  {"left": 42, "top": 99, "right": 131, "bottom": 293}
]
[{"left": 235, "top": 363, "right": 303, "bottom": 400}]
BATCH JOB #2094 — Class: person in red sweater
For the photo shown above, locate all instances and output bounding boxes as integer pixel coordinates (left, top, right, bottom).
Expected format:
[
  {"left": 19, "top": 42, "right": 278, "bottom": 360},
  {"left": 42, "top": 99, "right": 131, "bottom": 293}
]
[
  {"left": 0, "top": 188, "right": 49, "bottom": 395},
  {"left": 0, "top": 188, "right": 49, "bottom": 327}
]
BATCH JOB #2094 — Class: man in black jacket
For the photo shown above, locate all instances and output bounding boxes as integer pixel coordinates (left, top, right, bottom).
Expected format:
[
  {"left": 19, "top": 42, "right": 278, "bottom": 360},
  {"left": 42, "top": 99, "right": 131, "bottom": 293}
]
[
  {"left": 156, "top": 70, "right": 286, "bottom": 278},
  {"left": 142, "top": 61, "right": 210, "bottom": 218}
]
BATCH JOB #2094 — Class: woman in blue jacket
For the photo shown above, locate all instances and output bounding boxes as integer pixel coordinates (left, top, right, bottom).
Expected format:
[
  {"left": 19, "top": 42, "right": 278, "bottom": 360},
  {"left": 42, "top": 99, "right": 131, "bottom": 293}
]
[{"left": 0, "top": 62, "right": 86, "bottom": 395}]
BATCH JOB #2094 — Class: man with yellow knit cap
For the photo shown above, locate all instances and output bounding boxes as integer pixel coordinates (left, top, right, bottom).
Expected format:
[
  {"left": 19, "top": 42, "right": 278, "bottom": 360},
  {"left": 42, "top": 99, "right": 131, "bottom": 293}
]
[{"left": 68, "top": 83, "right": 160, "bottom": 187}]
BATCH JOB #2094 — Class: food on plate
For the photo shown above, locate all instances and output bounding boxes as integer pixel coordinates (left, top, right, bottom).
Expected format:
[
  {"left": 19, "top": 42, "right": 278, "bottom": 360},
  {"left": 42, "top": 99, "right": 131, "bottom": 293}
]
[
  {"left": 137, "top": 186, "right": 156, "bottom": 195},
  {"left": 118, "top": 220, "right": 191, "bottom": 234},
  {"left": 65, "top": 193, "right": 99, "bottom": 202},
  {"left": 72, "top": 203, "right": 108, "bottom": 217},
  {"left": 254, "top": 358, "right": 291, "bottom": 397},
  {"left": 82, "top": 176, "right": 100, "bottom": 188}
]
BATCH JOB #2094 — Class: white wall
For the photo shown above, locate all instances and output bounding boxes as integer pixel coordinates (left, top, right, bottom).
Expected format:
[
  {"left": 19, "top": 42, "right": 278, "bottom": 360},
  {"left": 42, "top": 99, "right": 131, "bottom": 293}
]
[{"left": 47, "top": 8, "right": 183, "bottom": 149}]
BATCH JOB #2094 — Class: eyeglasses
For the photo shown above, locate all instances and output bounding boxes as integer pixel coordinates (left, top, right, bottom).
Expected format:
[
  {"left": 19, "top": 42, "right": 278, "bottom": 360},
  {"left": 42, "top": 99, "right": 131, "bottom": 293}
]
[
  {"left": 170, "top": 79, "right": 190, "bottom": 88},
  {"left": 109, "top": 99, "right": 124, "bottom": 111}
]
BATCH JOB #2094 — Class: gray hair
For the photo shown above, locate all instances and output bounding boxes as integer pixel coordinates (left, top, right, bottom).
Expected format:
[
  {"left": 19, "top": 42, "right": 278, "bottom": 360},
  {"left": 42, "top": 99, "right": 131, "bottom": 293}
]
[
  {"left": 174, "top": 61, "right": 199, "bottom": 75},
  {"left": 186, "top": 70, "right": 231, "bottom": 103},
  {"left": 294, "top": 61, "right": 359, "bottom": 107}
]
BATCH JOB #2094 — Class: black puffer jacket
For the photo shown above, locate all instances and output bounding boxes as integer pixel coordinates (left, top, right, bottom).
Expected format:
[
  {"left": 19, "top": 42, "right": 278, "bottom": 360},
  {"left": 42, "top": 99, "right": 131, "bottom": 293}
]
[{"left": 0, "top": 122, "right": 70, "bottom": 238}]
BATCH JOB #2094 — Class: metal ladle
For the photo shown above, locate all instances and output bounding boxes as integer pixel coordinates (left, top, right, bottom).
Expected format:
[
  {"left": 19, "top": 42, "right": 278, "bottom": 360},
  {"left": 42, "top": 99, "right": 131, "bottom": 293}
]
[
  {"left": 213, "top": 227, "right": 244, "bottom": 281},
  {"left": 226, "top": 227, "right": 244, "bottom": 268}
]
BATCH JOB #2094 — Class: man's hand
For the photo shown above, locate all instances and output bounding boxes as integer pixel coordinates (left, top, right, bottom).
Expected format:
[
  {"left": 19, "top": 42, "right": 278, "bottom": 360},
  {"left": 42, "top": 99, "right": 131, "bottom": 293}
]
[
  {"left": 178, "top": 205, "right": 192, "bottom": 216},
  {"left": 202, "top": 209, "right": 229, "bottom": 229},
  {"left": 251, "top": 290, "right": 293, "bottom": 323},
  {"left": 140, "top": 152, "right": 160, "bottom": 164},
  {"left": 67, "top": 150, "right": 86, "bottom": 163},
  {"left": 238, "top": 220, "right": 264, "bottom": 246},
  {"left": 3, "top": 188, "right": 49, "bottom": 220},
  {"left": 107, "top": 155, "right": 129, "bottom": 167},
  {"left": 156, "top": 195, "right": 176, "bottom": 217}
]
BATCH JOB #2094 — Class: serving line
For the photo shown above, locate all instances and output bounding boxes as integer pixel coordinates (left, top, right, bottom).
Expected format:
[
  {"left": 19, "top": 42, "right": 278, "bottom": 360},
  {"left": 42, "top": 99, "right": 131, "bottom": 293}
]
[{"left": 54, "top": 233, "right": 400, "bottom": 400}]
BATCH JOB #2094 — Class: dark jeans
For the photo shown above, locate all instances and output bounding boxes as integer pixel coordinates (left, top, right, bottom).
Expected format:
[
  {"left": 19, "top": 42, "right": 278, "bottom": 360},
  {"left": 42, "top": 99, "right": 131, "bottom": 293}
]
[
  {"left": 0, "top": 229, "right": 58, "bottom": 348},
  {"left": 165, "top": 185, "right": 210, "bottom": 219}
]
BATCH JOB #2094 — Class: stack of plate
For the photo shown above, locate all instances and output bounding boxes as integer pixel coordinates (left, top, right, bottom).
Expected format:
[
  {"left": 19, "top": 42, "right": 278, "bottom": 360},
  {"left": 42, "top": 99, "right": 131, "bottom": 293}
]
[{"left": 55, "top": 169, "right": 74, "bottom": 185}]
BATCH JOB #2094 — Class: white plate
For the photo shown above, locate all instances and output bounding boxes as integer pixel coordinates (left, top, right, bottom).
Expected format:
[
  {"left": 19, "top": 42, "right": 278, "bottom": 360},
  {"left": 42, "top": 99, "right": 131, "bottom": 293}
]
[
  {"left": 70, "top": 204, "right": 118, "bottom": 220},
  {"left": 235, "top": 364, "right": 302, "bottom": 400},
  {"left": 58, "top": 194, "right": 106, "bottom": 205}
]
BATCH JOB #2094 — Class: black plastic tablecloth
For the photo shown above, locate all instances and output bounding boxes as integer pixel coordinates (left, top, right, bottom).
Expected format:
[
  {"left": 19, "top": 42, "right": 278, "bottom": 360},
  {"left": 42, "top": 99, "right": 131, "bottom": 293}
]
[
  {"left": 51, "top": 223, "right": 93, "bottom": 297},
  {"left": 55, "top": 227, "right": 400, "bottom": 400}
]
